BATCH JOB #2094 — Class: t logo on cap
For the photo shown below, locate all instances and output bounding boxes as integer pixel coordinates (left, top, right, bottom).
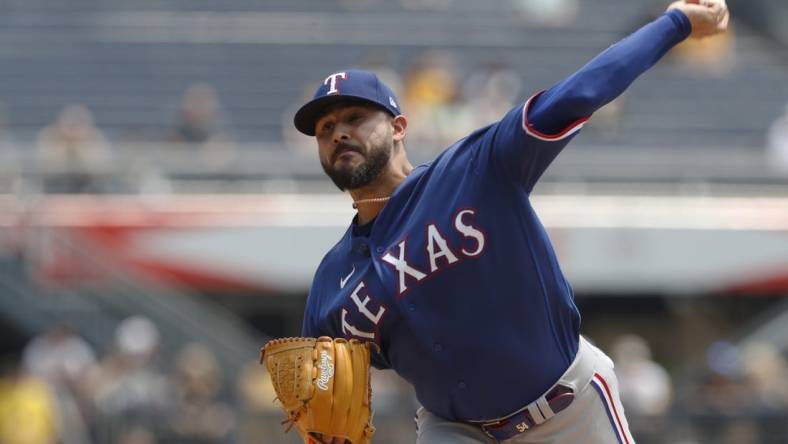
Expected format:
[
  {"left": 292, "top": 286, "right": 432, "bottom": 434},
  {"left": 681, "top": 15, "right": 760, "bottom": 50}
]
[{"left": 324, "top": 72, "right": 347, "bottom": 95}]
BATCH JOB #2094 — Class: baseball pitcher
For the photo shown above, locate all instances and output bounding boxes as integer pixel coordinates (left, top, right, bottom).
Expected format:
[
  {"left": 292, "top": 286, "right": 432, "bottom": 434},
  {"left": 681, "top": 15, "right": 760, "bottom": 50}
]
[{"left": 261, "top": 1, "right": 729, "bottom": 442}]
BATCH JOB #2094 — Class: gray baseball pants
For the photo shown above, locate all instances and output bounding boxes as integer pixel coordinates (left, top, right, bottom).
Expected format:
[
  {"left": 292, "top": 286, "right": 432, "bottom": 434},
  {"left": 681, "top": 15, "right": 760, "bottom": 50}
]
[{"left": 414, "top": 337, "right": 635, "bottom": 444}]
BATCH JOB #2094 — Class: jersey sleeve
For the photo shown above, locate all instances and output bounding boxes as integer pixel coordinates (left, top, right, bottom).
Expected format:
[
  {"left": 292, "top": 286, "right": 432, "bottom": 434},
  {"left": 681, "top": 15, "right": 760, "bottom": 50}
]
[
  {"left": 487, "top": 95, "right": 586, "bottom": 192},
  {"left": 488, "top": 9, "right": 691, "bottom": 191}
]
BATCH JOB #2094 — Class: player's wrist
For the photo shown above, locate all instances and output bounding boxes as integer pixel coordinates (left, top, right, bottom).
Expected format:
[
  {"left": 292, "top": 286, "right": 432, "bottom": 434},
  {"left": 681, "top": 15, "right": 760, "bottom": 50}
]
[
  {"left": 664, "top": 8, "right": 693, "bottom": 40},
  {"left": 666, "top": 0, "right": 729, "bottom": 39}
]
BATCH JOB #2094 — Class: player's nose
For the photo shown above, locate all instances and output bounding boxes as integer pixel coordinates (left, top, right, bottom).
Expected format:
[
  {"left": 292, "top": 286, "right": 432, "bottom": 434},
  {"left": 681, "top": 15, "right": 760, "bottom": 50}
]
[{"left": 331, "top": 126, "right": 351, "bottom": 145}]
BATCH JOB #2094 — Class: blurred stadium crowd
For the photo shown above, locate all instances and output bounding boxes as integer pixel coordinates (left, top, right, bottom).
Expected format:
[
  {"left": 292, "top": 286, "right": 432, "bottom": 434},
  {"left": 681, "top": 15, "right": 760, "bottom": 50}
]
[
  {"left": 3, "top": 317, "right": 788, "bottom": 443},
  {"left": 0, "top": 0, "right": 787, "bottom": 443},
  {"left": 0, "top": 316, "right": 418, "bottom": 444}
]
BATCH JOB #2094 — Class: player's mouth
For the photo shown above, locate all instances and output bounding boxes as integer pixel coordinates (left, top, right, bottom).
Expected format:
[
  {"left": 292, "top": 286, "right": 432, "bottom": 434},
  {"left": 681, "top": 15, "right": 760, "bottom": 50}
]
[{"left": 333, "top": 143, "right": 363, "bottom": 163}]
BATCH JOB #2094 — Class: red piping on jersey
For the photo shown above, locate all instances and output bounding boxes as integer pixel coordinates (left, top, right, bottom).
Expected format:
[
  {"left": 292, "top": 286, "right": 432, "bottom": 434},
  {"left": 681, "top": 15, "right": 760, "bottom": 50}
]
[{"left": 521, "top": 91, "right": 590, "bottom": 141}]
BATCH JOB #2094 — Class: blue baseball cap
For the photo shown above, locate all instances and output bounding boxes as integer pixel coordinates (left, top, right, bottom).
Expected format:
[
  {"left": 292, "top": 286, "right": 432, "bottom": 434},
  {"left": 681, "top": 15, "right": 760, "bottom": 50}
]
[{"left": 294, "top": 69, "right": 401, "bottom": 136}]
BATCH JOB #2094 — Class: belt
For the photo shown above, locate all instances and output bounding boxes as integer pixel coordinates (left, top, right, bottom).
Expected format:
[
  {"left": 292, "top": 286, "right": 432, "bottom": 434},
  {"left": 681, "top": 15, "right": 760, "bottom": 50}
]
[
  {"left": 467, "top": 338, "right": 598, "bottom": 441},
  {"left": 475, "top": 384, "right": 575, "bottom": 441}
]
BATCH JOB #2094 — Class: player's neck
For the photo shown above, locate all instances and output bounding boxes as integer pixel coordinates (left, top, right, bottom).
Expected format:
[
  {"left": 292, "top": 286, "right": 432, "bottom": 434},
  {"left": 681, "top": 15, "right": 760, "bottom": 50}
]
[
  {"left": 350, "top": 176, "right": 402, "bottom": 225},
  {"left": 351, "top": 156, "right": 412, "bottom": 225}
]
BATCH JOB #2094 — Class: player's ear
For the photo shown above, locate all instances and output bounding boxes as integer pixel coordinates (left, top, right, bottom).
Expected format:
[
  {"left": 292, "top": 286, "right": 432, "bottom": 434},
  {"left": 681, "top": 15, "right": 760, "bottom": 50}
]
[{"left": 391, "top": 115, "right": 407, "bottom": 142}]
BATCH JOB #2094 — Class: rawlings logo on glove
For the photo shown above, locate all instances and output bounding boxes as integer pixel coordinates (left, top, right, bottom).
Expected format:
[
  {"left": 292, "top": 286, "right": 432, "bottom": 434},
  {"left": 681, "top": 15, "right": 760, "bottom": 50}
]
[
  {"left": 316, "top": 350, "right": 335, "bottom": 391},
  {"left": 260, "top": 336, "right": 376, "bottom": 444}
]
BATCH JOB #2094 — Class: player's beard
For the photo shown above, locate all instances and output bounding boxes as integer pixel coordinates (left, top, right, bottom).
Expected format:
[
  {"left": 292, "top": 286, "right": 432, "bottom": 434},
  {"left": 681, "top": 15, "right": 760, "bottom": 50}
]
[{"left": 322, "top": 141, "right": 392, "bottom": 191}]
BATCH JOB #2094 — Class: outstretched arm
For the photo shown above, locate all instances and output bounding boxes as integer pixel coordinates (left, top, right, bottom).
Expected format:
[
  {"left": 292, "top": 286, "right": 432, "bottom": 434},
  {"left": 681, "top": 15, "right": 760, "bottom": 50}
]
[{"left": 528, "top": 0, "right": 729, "bottom": 135}]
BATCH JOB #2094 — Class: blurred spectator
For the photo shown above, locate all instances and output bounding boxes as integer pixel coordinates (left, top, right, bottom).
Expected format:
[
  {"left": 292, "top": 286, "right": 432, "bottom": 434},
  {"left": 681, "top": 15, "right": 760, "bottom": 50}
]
[
  {"left": 169, "top": 83, "right": 236, "bottom": 168},
  {"left": 22, "top": 324, "right": 96, "bottom": 444},
  {"left": 611, "top": 334, "right": 673, "bottom": 416},
  {"left": 83, "top": 316, "right": 171, "bottom": 431},
  {"left": 403, "top": 50, "right": 458, "bottom": 115},
  {"left": 766, "top": 103, "right": 788, "bottom": 175},
  {"left": 677, "top": 339, "right": 788, "bottom": 443},
  {"left": 738, "top": 342, "right": 788, "bottom": 412},
  {"left": 22, "top": 323, "right": 97, "bottom": 387},
  {"left": 171, "top": 84, "right": 230, "bottom": 144},
  {"left": 36, "top": 104, "right": 113, "bottom": 193},
  {"left": 690, "top": 341, "right": 748, "bottom": 414},
  {"left": 235, "top": 361, "right": 280, "bottom": 444},
  {"left": 236, "top": 361, "right": 278, "bottom": 415},
  {"left": 0, "top": 358, "right": 61, "bottom": 444},
  {"left": 694, "top": 340, "right": 788, "bottom": 415},
  {"left": 168, "top": 343, "right": 235, "bottom": 444},
  {"left": 402, "top": 50, "right": 475, "bottom": 153}
]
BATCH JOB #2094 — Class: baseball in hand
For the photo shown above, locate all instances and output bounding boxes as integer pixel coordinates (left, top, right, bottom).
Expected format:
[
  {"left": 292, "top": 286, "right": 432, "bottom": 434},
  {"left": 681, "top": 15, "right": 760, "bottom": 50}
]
[{"left": 668, "top": 0, "right": 729, "bottom": 39}]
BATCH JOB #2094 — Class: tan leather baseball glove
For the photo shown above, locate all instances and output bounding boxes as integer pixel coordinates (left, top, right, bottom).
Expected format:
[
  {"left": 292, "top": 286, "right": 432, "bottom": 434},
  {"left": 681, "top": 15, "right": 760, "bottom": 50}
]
[{"left": 260, "top": 336, "right": 376, "bottom": 444}]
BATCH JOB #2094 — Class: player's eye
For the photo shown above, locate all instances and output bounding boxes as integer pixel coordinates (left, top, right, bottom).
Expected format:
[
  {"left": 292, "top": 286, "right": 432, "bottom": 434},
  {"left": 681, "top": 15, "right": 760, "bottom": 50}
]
[{"left": 319, "top": 122, "right": 334, "bottom": 134}]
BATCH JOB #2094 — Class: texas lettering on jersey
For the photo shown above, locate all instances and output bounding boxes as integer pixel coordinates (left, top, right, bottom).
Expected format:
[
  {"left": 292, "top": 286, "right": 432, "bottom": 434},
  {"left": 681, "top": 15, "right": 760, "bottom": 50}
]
[{"left": 340, "top": 208, "right": 486, "bottom": 342}]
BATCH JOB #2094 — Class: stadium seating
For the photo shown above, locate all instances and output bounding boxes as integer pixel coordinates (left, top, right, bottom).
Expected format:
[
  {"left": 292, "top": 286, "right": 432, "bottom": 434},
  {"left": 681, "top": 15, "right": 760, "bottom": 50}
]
[{"left": 0, "top": 0, "right": 786, "bottom": 151}]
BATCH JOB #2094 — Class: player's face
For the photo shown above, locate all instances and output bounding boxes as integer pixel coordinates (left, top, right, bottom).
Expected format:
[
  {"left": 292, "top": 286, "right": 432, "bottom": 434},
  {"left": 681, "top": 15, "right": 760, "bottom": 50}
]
[{"left": 315, "top": 104, "right": 394, "bottom": 191}]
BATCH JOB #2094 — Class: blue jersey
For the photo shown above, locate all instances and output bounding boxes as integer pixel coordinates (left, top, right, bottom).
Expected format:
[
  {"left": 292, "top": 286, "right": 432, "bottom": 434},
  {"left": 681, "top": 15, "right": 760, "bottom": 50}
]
[
  {"left": 303, "top": 94, "right": 586, "bottom": 421},
  {"left": 302, "top": 9, "right": 691, "bottom": 422}
]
